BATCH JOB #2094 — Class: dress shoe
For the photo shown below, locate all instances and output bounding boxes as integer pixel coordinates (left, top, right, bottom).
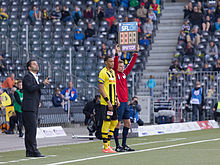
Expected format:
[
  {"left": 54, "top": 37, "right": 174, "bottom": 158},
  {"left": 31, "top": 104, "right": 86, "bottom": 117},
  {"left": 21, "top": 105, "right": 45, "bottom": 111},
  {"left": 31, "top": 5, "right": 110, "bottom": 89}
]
[
  {"left": 26, "top": 152, "right": 34, "bottom": 157},
  {"left": 33, "top": 153, "right": 45, "bottom": 157}
]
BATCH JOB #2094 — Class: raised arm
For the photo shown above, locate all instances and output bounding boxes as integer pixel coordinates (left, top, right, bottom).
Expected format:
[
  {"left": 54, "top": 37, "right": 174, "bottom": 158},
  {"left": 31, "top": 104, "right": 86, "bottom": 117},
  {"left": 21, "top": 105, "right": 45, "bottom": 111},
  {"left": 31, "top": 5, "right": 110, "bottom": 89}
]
[
  {"left": 113, "top": 44, "right": 120, "bottom": 75},
  {"left": 124, "top": 45, "right": 139, "bottom": 75}
]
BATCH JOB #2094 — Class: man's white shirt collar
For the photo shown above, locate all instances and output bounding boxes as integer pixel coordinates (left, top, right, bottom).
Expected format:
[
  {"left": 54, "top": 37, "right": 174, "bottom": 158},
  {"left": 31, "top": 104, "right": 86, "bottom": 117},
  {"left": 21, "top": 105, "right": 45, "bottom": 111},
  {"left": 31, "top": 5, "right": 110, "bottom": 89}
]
[{"left": 30, "top": 71, "right": 39, "bottom": 84}]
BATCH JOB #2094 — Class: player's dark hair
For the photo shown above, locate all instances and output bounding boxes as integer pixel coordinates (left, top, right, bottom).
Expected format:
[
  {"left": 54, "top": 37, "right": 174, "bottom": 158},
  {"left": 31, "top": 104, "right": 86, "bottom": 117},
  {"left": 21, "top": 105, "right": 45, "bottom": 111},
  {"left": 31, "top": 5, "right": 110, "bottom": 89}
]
[
  {"left": 26, "top": 59, "right": 36, "bottom": 70},
  {"left": 104, "top": 56, "right": 112, "bottom": 62}
]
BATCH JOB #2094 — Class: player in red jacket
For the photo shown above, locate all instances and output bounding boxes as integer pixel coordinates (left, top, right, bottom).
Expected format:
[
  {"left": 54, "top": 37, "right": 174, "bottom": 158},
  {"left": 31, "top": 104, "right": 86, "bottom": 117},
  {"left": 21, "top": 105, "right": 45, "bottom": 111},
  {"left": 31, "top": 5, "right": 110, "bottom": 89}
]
[{"left": 113, "top": 45, "right": 139, "bottom": 152}]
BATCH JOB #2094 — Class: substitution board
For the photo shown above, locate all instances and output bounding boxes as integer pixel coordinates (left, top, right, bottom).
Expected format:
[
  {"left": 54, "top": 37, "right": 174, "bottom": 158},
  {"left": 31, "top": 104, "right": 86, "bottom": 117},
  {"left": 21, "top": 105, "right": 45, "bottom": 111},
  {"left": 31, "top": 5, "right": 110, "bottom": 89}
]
[{"left": 118, "top": 22, "right": 138, "bottom": 52}]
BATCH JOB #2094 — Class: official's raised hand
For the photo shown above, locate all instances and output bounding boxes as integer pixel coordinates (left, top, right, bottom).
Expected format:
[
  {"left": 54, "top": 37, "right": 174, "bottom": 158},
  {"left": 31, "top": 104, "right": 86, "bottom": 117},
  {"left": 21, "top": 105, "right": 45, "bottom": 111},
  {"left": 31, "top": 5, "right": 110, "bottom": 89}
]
[{"left": 115, "top": 44, "right": 120, "bottom": 54}]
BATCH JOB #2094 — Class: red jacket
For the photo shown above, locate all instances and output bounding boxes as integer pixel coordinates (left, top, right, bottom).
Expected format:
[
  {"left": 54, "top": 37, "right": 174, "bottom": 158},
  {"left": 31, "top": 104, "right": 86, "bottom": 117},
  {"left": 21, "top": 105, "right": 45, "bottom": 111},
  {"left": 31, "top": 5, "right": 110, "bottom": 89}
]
[{"left": 113, "top": 53, "right": 138, "bottom": 102}]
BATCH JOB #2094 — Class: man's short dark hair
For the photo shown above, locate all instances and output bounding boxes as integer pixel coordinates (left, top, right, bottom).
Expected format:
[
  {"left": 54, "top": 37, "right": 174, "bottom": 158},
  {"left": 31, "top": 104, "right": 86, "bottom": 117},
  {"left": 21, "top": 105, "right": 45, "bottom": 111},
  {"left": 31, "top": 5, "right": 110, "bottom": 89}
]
[
  {"left": 26, "top": 60, "right": 36, "bottom": 70},
  {"left": 104, "top": 56, "right": 112, "bottom": 62},
  {"left": 132, "top": 96, "right": 138, "bottom": 100}
]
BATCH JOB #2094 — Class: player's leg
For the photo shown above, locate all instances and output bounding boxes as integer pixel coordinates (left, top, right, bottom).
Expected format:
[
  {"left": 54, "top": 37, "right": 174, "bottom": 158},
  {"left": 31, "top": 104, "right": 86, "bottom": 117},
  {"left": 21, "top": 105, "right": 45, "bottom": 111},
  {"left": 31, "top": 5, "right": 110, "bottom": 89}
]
[
  {"left": 101, "top": 105, "right": 116, "bottom": 153},
  {"left": 114, "top": 103, "right": 126, "bottom": 152},
  {"left": 122, "top": 103, "right": 135, "bottom": 151}
]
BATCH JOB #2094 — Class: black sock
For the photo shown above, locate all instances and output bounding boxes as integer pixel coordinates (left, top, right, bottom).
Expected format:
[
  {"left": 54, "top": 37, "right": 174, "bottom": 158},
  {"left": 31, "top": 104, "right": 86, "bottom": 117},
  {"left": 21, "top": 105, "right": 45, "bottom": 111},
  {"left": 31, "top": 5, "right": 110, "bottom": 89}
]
[
  {"left": 114, "top": 128, "right": 120, "bottom": 147},
  {"left": 122, "top": 126, "right": 129, "bottom": 147}
]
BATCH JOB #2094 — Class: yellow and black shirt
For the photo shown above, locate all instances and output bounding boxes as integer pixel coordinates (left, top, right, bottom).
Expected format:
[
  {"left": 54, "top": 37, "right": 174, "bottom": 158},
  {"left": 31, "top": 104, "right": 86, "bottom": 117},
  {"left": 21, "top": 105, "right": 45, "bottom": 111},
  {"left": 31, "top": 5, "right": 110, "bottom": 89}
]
[{"left": 99, "top": 67, "right": 117, "bottom": 106}]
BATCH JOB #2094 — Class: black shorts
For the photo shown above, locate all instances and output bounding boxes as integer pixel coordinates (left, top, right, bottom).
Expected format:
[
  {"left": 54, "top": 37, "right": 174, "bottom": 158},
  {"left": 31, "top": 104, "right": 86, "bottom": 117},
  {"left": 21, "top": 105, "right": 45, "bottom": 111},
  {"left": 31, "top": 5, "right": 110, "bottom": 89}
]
[{"left": 100, "top": 105, "right": 118, "bottom": 121}]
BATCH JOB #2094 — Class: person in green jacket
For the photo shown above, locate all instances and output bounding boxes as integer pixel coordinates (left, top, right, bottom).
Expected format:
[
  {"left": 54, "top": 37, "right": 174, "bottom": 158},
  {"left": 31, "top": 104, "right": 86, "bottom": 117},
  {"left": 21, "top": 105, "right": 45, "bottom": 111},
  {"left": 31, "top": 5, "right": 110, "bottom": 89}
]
[
  {"left": 14, "top": 80, "right": 24, "bottom": 137},
  {"left": 130, "top": 0, "right": 139, "bottom": 8}
]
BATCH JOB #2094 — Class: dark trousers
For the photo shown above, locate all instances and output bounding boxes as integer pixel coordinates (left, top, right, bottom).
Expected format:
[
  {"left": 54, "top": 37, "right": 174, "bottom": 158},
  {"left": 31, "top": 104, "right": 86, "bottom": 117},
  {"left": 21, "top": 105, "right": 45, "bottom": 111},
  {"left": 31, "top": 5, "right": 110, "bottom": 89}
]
[
  {"left": 22, "top": 111, "right": 39, "bottom": 154},
  {"left": 214, "top": 111, "right": 220, "bottom": 121},
  {"left": 15, "top": 111, "right": 23, "bottom": 133},
  {"left": 192, "top": 104, "right": 203, "bottom": 121},
  {"left": 9, "top": 115, "right": 17, "bottom": 131}
]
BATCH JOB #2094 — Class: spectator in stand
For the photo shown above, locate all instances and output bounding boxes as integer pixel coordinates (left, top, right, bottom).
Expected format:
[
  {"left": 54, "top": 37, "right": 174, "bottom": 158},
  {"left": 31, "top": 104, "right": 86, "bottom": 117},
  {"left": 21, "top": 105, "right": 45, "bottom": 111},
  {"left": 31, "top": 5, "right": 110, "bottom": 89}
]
[
  {"left": 121, "top": 0, "right": 129, "bottom": 8},
  {"left": 215, "top": 17, "right": 220, "bottom": 32},
  {"left": 61, "top": 5, "right": 72, "bottom": 23},
  {"left": 202, "top": 15, "right": 211, "bottom": 32},
  {"left": 185, "top": 41, "right": 195, "bottom": 58},
  {"left": 83, "top": 5, "right": 93, "bottom": 21},
  {"left": 187, "top": 26, "right": 200, "bottom": 46},
  {"left": 109, "top": 20, "right": 118, "bottom": 35},
  {"left": 169, "top": 59, "right": 182, "bottom": 72},
  {"left": 96, "top": 6, "right": 104, "bottom": 23},
  {"left": 214, "top": 59, "right": 220, "bottom": 72},
  {"left": 137, "top": 3, "right": 148, "bottom": 23},
  {"left": 2, "top": 73, "right": 15, "bottom": 89},
  {"left": 150, "top": 0, "right": 160, "bottom": 15},
  {"left": 206, "top": 9, "right": 215, "bottom": 22},
  {"left": 72, "top": 5, "right": 82, "bottom": 25},
  {"left": 51, "top": 5, "right": 62, "bottom": 23},
  {"left": 203, "top": 63, "right": 212, "bottom": 71},
  {"left": 148, "top": 8, "right": 157, "bottom": 21},
  {"left": 182, "top": 19, "right": 190, "bottom": 34},
  {"left": 42, "top": 8, "right": 50, "bottom": 24},
  {"left": 121, "top": 52, "right": 131, "bottom": 67},
  {"left": 189, "top": 6, "right": 203, "bottom": 29},
  {"left": 109, "top": 0, "right": 116, "bottom": 7},
  {"left": 74, "top": 29, "right": 84, "bottom": 41},
  {"left": 184, "top": 2, "right": 193, "bottom": 19},
  {"left": 61, "top": 82, "right": 77, "bottom": 102},
  {"left": 124, "top": 16, "right": 129, "bottom": 22},
  {"left": 134, "top": 17, "right": 142, "bottom": 33},
  {"left": 142, "top": 0, "right": 150, "bottom": 9},
  {"left": 0, "top": 8, "right": 8, "bottom": 21},
  {"left": 130, "top": 0, "right": 139, "bottom": 9},
  {"left": 52, "top": 88, "right": 63, "bottom": 107},
  {"left": 205, "top": 41, "right": 218, "bottom": 61},
  {"left": 197, "top": 2, "right": 204, "bottom": 14},
  {"left": 142, "top": 18, "right": 153, "bottom": 36},
  {"left": 215, "top": 1, "right": 220, "bottom": 18},
  {"left": 99, "top": 43, "right": 110, "bottom": 59},
  {"left": 29, "top": 6, "right": 41, "bottom": 24},
  {"left": 178, "top": 30, "right": 187, "bottom": 45},
  {"left": 85, "top": 23, "right": 95, "bottom": 40},
  {"left": 0, "top": 55, "right": 6, "bottom": 76},
  {"left": 105, "top": 3, "right": 116, "bottom": 27},
  {"left": 139, "top": 35, "right": 150, "bottom": 47},
  {"left": 183, "top": 5, "right": 190, "bottom": 19}
]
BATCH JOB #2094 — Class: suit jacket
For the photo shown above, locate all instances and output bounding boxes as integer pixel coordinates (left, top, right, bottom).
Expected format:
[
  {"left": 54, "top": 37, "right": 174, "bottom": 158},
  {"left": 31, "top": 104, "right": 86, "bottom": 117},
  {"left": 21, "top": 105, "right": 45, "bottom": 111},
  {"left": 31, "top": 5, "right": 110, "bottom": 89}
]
[{"left": 22, "top": 72, "right": 44, "bottom": 112}]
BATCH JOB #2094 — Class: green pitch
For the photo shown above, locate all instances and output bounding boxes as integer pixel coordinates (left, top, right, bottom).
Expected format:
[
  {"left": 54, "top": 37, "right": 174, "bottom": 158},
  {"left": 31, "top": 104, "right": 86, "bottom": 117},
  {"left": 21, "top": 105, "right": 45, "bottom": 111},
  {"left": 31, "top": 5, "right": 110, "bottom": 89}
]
[{"left": 1, "top": 128, "right": 220, "bottom": 165}]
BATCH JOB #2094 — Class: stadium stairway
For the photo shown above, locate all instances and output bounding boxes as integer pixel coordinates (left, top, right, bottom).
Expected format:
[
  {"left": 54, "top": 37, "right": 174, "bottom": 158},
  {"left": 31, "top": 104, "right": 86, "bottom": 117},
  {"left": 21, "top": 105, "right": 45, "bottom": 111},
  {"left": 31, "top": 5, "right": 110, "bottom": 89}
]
[{"left": 136, "top": 2, "right": 184, "bottom": 97}]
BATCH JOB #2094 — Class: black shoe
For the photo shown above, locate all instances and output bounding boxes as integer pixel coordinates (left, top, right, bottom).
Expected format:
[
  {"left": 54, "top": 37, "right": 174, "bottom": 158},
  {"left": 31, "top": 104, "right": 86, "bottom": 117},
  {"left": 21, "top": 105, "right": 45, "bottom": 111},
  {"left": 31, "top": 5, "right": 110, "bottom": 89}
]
[
  {"left": 123, "top": 145, "right": 135, "bottom": 151},
  {"left": 115, "top": 146, "right": 125, "bottom": 152},
  {"left": 26, "top": 152, "right": 34, "bottom": 157},
  {"left": 33, "top": 153, "right": 45, "bottom": 157},
  {"left": 26, "top": 152, "right": 45, "bottom": 157},
  {"left": 19, "top": 132, "right": 23, "bottom": 138}
]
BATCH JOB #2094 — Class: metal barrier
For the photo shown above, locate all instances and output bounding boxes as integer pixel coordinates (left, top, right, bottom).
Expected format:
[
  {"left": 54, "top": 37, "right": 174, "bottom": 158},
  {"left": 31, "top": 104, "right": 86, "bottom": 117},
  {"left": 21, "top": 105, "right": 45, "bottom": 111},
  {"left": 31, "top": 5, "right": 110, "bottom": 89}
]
[
  {"left": 132, "top": 71, "right": 220, "bottom": 124},
  {"left": 0, "top": 29, "right": 99, "bottom": 104}
]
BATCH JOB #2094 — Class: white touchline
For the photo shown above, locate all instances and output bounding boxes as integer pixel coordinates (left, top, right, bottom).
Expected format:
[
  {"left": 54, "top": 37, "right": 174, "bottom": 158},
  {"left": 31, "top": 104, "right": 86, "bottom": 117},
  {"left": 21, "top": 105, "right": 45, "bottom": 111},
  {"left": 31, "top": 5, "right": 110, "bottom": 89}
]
[
  {"left": 129, "top": 138, "right": 186, "bottom": 147},
  {"left": 47, "top": 138, "right": 220, "bottom": 165},
  {"left": 0, "top": 155, "right": 56, "bottom": 164}
]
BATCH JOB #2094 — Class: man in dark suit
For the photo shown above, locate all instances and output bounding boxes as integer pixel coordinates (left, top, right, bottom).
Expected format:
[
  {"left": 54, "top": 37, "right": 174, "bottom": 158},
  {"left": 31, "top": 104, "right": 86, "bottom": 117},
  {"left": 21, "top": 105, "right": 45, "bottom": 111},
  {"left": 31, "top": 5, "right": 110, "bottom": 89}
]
[{"left": 22, "top": 60, "right": 50, "bottom": 157}]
